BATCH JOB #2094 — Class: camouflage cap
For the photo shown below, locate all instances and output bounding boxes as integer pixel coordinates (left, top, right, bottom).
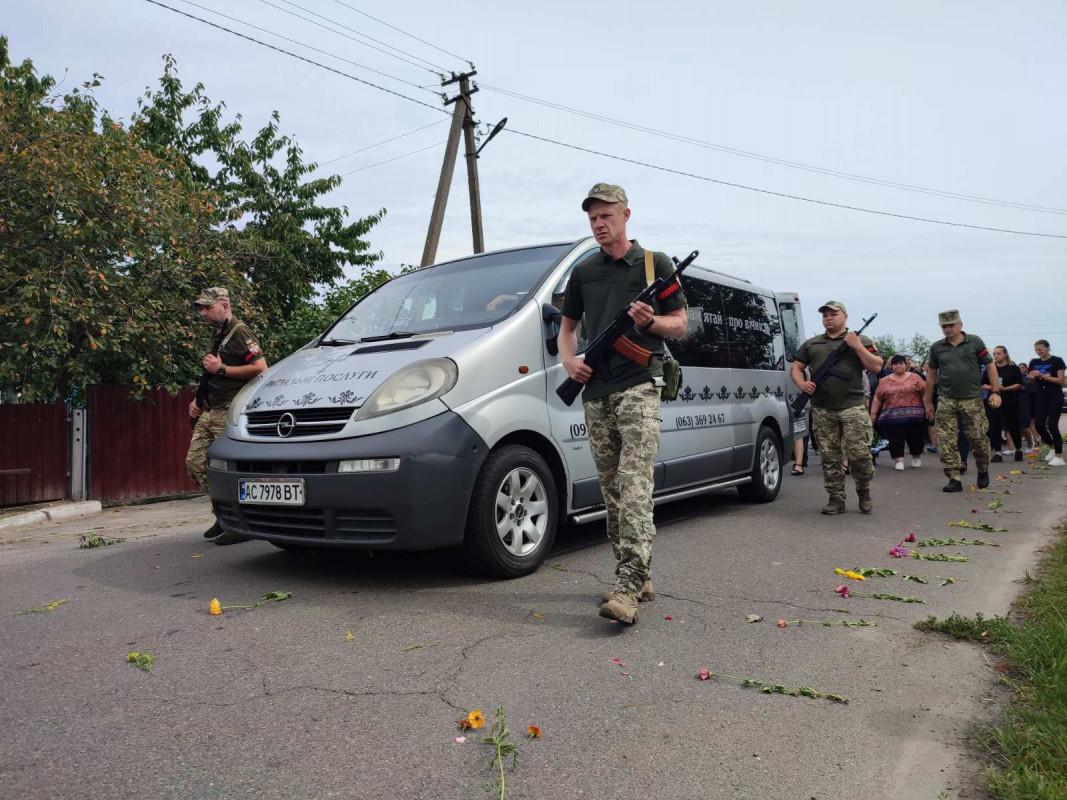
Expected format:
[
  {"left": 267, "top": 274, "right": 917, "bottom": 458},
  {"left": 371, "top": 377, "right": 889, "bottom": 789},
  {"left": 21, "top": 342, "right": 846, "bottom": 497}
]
[
  {"left": 195, "top": 287, "right": 230, "bottom": 307},
  {"left": 818, "top": 301, "right": 847, "bottom": 314},
  {"left": 938, "top": 309, "right": 961, "bottom": 325},
  {"left": 581, "top": 183, "right": 628, "bottom": 211}
]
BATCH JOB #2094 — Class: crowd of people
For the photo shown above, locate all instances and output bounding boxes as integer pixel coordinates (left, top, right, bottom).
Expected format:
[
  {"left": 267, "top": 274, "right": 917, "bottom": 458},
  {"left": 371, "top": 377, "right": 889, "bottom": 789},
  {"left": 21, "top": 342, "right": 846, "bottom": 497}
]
[{"left": 792, "top": 304, "right": 1065, "bottom": 513}]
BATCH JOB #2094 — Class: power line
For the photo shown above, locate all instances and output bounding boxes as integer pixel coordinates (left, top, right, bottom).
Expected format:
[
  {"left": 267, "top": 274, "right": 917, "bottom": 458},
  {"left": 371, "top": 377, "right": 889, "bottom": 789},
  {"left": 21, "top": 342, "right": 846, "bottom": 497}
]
[
  {"left": 141, "top": 0, "right": 450, "bottom": 115},
  {"left": 251, "top": 0, "right": 446, "bottom": 75},
  {"left": 327, "top": 0, "right": 472, "bottom": 67},
  {"left": 505, "top": 127, "right": 1067, "bottom": 240},
  {"left": 316, "top": 120, "right": 446, "bottom": 167},
  {"left": 481, "top": 84, "right": 1067, "bottom": 217},
  {"left": 338, "top": 140, "right": 446, "bottom": 177},
  {"left": 163, "top": 0, "right": 438, "bottom": 94}
]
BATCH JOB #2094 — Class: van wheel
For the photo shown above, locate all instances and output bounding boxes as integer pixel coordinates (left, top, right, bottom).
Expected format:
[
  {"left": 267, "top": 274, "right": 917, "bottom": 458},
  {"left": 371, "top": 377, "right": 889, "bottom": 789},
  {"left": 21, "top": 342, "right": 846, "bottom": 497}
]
[
  {"left": 738, "top": 426, "right": 783, "bottom": 503},
  {"left": 462, "top": 445, "right": 558, "bottom": 578}
]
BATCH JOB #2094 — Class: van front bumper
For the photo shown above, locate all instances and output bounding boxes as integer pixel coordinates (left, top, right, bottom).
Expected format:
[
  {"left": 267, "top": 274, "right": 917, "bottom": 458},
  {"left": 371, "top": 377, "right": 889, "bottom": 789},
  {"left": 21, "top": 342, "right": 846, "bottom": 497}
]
[{"left": 205, "top": 411, "right": 487, "bottom": 550}]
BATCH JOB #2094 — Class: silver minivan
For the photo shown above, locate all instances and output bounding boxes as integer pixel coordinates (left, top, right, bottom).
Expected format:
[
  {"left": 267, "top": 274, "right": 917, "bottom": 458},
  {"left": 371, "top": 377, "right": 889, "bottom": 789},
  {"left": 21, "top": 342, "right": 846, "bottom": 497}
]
[{"left": 206, "top": 238, "right": 806, "bottom": 576}]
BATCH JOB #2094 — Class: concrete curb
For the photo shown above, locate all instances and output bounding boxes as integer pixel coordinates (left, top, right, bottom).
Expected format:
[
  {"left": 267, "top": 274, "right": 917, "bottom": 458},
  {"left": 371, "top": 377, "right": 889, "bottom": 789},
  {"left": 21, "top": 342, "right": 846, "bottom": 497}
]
[
  {"left": 0, "top": 511, "right": 49, "bottom": 530},
  {"left": 0, "top": 501, "right": 102, "bottom": 531}
]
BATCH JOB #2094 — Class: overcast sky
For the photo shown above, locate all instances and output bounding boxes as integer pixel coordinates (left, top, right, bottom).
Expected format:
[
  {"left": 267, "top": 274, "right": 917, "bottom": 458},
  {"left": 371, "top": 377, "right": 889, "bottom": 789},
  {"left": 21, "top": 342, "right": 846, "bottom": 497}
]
[{"left": 7, "top": 0, "right": 1066, "bottom": 360}]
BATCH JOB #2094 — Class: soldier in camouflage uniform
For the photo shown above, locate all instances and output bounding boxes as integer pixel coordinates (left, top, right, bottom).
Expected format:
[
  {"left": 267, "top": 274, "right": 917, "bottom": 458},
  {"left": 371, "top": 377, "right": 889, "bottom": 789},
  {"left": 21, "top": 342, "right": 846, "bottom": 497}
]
[
  {"left": 790, "top": 302, "right": 884, "bottom": 514},
  {"left": 924, "top": 310, "right": 1000, "bottom": 492},
  {"left": 559, "top": 184, "right": 689, "bottom": 624},
  {"left": 186, "top": 287, "right": 268, "bottom": 544}
]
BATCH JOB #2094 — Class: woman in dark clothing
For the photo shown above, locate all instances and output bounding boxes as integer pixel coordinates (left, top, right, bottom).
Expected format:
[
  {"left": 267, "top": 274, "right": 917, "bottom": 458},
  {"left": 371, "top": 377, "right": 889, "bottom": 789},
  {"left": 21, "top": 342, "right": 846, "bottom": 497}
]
[
  {"left": 1028, "top": 339, "right": 1066, "bottom": 467},
  {"left": 983, "top": 346, "right": 1024, "bottom": 462}
]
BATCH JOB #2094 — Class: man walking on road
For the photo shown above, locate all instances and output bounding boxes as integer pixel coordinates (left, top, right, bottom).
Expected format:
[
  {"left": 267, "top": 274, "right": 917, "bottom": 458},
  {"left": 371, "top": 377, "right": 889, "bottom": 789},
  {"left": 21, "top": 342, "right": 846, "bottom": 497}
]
[
  {"left": 558, "top": 183, "right": 688, "bottom": 625},
  {"left": 924, "top": 310, "right": 999, "bottom": 493},
  {"left": 791, "top": 302, "right": 884, "bottom": 515},
  {"left": 186, "top": 287, "right": 268, "bottom": 545}
]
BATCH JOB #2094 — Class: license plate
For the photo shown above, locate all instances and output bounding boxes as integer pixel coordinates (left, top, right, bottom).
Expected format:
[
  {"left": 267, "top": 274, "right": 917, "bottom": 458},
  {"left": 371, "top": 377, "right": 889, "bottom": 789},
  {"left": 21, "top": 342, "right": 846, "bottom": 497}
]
[{"left": 238, "top": 478, "right": 305, "bottom": 506}]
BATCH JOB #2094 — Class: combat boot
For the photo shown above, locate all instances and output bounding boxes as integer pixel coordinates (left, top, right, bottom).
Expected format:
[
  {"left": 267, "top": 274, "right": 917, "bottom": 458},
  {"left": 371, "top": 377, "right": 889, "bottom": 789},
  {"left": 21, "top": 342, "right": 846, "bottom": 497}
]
[
  {"left": 857, "top": 490, "right": 873, "bottom": 514},
  {"left": 599, "top": 591, "right": 639, "bottom": 624},
  {"left": 976, "top": 472, "right": 990, "bottom": 489},
  {"left": 602, "top": 580, "right": 654, "bottom": 604},
  {"left": 942, "top": 479, "right": 963, "bottom": 493},
  {"left": 821, "top": 496, "right": 846, "bottom": 515}
]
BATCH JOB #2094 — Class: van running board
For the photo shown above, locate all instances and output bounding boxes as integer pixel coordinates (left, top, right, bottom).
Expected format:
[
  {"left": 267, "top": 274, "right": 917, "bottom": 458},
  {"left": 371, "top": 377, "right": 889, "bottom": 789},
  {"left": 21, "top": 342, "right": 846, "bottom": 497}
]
[{"left": 567, "top": 476, "right": 752, "bottom": 525}]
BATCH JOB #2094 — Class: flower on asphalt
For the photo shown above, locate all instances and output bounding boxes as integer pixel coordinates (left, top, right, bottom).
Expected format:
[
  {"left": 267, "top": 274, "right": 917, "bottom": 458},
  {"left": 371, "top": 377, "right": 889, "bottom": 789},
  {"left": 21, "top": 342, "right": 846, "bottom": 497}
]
[
  {"left": 889, "top": 545, "right": 910, "bottom": 558},
  {"left": 468, "top": 709, "right": 486, "bottom": 729},
  {"left": 843, "top": 571, "right": 866, "bottom": 581},
  {"left": 834, "top": 568, "right": 846, "bottom": 575},
  {"left": 527, "top": 725, "right": 542, "bottom": 739},
  {"left": 209, "top": 598, "right": 222, "bottom": 616},
  {"left": 454, "top": 736, "right": 466, "bottom": 744},
  {"left": 699, "top": 668, "right": 710, "bottom": 681},
  {"left": 834, "top": 585, "right": 851, "bottom": 598},
  {"left": 904, "top": 533, "right": 916, "bottom": 543},
  {"left": 778, "top": 619, "right": 787, "bottom": 627},
  {"left": 458, "top": 718, "right": 472, "bottom": 731},
  {"left": 126, "top": 652, "right": 140, "bottom": 662}
]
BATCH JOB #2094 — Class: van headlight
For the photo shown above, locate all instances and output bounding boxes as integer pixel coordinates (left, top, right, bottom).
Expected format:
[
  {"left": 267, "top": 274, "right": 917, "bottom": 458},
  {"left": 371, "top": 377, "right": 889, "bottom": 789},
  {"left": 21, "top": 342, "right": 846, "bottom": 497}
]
[
  {"left": 227, "top": 374, "right": 266, "bottom": 427},
  {"left": 355, "top": 358, "right": 458, "bottom": 421}
]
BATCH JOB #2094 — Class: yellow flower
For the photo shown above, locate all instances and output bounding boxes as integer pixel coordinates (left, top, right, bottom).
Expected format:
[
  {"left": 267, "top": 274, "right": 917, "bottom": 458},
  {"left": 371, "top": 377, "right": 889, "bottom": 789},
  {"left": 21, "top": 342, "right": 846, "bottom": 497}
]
[
  {"left": 209, "top": 598, "right": 222, "bottom": 616},
  {"left": 527, "top": 725, "right": 542, "bottom": 739},
  {"left": 843, "top": 571, "right": 866, "bottom": 581},
  {"left": 126, "top": 652, "right": 139, "bottom": 662},
  {"left": 468, "top": 709, "right": 485, "bottom": 729},
  {"left": 1009, "top": 469, "right": 1023, "bottom": 475},
  {"left": 834, "top": 568, "right": 846, "bottom": 575},
  {"left": 345, "top": 631, "right": 355, "bottom": 641}
]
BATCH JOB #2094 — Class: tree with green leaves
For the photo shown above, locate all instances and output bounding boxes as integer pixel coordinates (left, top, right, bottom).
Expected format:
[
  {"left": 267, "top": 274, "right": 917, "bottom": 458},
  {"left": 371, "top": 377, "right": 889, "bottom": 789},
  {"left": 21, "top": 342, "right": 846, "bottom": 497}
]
[
  {"left": 0, "top": 37, "right": 246, "bottom": 402},
  {"left": 128, "top": 55, "right": 387, "bottom": 350}
]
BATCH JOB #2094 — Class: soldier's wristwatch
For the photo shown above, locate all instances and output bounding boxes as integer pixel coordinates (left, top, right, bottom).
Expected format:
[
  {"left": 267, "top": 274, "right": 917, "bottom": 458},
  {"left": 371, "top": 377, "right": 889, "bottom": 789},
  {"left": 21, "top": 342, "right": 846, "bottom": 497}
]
[{"left": 216, "top": 366, "right": 227, "bottom": 377}]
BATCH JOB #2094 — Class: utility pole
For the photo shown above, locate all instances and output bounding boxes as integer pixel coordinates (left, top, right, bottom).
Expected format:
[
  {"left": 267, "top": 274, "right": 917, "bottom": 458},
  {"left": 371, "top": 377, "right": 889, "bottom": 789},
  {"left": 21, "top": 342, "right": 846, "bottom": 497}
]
[
  {"left": 460, "top": 73, "right": 484, "bottom": 255},
  {"left": 420, "top": 70, "right": 478, "bottom": 268}
]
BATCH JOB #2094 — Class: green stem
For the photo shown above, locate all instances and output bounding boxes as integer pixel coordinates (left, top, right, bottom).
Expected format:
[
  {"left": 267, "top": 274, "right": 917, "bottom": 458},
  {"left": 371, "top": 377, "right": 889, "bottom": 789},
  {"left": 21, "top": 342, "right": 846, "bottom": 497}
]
[{"left": 497, "top": 740, "right": 506, "bottom": 800}]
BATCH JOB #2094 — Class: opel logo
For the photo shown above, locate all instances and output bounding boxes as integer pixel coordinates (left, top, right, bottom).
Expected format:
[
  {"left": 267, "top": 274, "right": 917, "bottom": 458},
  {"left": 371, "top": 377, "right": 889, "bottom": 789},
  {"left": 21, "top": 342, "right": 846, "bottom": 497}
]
[{"left": 277, "top": 412, "right": 297, "bottom": 438}]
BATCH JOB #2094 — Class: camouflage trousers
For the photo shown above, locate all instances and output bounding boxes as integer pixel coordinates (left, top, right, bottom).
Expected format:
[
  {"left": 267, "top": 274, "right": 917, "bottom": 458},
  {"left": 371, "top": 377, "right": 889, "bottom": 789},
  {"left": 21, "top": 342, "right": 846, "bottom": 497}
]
[
  {"left": 186, "top": 406, "right": 228, "bottom": 493},
  {"left": 811, "top": 405, "right": 874, "bottom": 501},
  {"left": 936, "top": 397, "right": 989, "bottom": 478},
  {"left": 584, "top": 382, "right": 662, "bottom": 596}
]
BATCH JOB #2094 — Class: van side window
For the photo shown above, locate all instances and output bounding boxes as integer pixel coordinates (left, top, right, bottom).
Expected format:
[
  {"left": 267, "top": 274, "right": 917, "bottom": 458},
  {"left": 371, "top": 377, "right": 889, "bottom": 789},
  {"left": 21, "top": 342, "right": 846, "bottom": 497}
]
[
  {"left": 779, "top": 303, "right": 801, "bottom": 362},
  {"left": 668, "top": 275, "right": 729, "bottom": 368},
  {"left": 551, "top": 248, "right": 599, "bottom": 349},
  {"left": 724, "top": 289, "right": 782, "bottom": 370}
]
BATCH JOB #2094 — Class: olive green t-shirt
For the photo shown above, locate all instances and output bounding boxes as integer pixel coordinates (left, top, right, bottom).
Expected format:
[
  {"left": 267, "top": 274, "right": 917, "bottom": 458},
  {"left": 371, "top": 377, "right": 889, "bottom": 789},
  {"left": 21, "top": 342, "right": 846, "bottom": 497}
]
[
  {"left": 206, "top": 317, "right": 264, "bottom": 405},
  {"left": 794, "top": 331, "right": 876, "bottom": 410},
  {"left": 560, "top": 240, "right": 688, "bottom": 403},
  {"left": 928, "top": 333, "right": 991, "bottom": 399}
]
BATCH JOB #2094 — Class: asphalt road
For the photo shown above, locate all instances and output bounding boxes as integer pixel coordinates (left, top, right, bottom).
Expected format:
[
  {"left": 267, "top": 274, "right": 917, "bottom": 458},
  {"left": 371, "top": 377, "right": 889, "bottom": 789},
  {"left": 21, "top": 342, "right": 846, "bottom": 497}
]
[{"left": 2, "top": 452, "right": 1064, "bottom": 800}]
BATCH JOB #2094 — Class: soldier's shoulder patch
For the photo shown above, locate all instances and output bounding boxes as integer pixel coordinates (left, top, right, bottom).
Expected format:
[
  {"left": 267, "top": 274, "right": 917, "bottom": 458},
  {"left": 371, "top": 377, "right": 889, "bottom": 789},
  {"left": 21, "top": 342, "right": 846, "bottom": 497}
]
[{"left": 247, "top": 341, "right": 262, "bottom": 356}]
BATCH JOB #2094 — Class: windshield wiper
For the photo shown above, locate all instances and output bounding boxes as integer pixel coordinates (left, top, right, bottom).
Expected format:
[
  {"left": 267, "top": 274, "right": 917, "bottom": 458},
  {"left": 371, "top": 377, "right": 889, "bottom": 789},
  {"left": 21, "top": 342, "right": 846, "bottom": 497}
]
[
  {"left": 317, "top": 338, "right": 358, "bottom": 346},
  {"left": 359, "top": 331, "right": 416, "bottom": 343}
]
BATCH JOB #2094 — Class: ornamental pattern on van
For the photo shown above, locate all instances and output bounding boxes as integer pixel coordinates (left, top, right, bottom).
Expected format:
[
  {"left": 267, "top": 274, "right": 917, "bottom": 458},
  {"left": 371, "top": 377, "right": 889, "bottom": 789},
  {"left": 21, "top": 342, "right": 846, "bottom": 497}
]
[
  {"left": 734, "top": 387, "right": 746, "bottom": 400},
  {"left": 265, "top": 395, "right": 286, "bottom": 408},
  {"left": 699, "top": 386, "right": 713, "bottom": 401},
  {"left": 293, "top": 392, "right": 321, "bottom": 406},
  {"left": 245, "top": 397, "right": 263, "bottom": 411},
  {"left": 717, "top": 387, "right": 731, "bottom": 401},
  {"left": 328, "top": 390, "right": 362, "bottom": 405}
]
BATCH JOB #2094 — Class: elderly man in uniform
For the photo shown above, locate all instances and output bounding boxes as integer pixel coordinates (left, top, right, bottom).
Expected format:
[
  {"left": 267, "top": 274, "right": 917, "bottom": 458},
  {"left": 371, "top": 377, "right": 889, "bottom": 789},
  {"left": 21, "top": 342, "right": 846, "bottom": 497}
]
[
  {"left": 923, "top": 310, "right": 999, "bottom": 492},
  {"left": 558, "top": 183, "right": 688, "bottom": 625},
  {"left": 186, "top": 287, "right": 268, "bottom": 544},
  {"left": 791, "top": 301, "right": 884, "bottom": 514}
]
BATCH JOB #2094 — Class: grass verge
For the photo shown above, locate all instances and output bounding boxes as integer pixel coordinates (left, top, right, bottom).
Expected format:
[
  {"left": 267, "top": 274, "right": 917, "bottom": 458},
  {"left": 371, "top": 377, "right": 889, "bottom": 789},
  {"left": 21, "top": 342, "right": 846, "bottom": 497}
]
[{"left": 914, "top": 525, "right": 1067, "bottom": 799}]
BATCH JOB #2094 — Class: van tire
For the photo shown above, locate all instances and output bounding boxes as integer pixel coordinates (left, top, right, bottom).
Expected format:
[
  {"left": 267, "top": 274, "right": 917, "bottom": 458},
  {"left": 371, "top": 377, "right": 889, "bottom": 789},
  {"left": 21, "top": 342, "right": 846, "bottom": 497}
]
[
  {"left": 737, "top": 426, "right": 783, "bottom": 503},
  {"left": 462, "top": 445, "right": 558, "bottom": 578}
]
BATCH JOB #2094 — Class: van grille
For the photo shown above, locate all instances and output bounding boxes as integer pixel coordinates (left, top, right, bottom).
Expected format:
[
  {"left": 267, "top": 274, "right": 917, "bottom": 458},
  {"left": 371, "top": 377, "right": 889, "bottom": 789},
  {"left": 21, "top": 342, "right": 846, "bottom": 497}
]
[
  {"left": 335, "top": 510, "right": 397, "bottom": 540},
  {"left": 245, "top": 407, "right": 356, "bottom": 438},
  {"left": 234, "top": 461, "right": 328, "bottom": 474}
]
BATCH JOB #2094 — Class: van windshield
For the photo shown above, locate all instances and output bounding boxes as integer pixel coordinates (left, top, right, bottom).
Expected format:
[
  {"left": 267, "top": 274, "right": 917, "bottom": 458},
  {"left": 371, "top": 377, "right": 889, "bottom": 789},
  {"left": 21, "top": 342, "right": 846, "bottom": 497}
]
[{"left": 323, "top": 244, "right": 573, "bottom": 342}]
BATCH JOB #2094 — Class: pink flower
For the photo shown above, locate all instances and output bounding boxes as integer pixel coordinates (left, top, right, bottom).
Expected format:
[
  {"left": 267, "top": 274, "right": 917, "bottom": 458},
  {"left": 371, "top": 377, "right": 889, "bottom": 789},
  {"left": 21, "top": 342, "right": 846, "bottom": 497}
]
[
  {"left": 611, "top": 658, "right": 620, "bottom": 664},
  {"left": 835, "top": 584, "right": 851, "bottom": 598},
  {"left": 664, "top": 615, "right": 673, "bottom": 621},
  {"left": 778, "top": 619, "right": 787, "bottom": 628},
  {"left": 699, "top": 668, "right": 710, "bottom": 681},
  {"left": 904, "top": 533, "right": 916, "bottom": 543},
  {"left": 889, "top": 545, "right": 910, "bottom": 558}
]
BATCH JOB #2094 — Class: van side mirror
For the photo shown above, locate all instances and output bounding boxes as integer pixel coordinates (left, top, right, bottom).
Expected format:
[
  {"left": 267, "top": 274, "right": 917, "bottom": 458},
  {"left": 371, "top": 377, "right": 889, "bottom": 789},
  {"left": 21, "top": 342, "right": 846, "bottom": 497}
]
[{"left": 542, "top": 303, "right": 563, "bottom": 356}]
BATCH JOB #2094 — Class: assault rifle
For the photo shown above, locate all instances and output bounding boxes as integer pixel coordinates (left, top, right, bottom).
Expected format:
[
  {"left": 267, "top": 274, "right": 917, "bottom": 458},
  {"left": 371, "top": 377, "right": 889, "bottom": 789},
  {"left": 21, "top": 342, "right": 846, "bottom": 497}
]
[
  {"left": 790, "top": 313, "right": 878, "bottom": 415},
  {"left": 189, "top": 332, "right": 224, "bottom": 430},
  {"left": 556, "top": 250, "right": 698, "bottom": 407}
]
